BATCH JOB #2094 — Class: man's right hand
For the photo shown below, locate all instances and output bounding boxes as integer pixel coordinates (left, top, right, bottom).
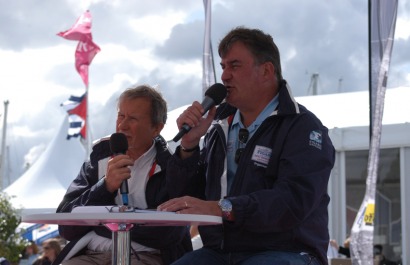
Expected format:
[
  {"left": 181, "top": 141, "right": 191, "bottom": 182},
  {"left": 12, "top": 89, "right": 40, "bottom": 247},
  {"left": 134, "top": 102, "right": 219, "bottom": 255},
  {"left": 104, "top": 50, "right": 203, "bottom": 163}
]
[
  {"left": 105, "top": 154, "right": 133, "bottom": 192},
  {"left": 177, "top": 101, "right": 217, "bottom": 149}
]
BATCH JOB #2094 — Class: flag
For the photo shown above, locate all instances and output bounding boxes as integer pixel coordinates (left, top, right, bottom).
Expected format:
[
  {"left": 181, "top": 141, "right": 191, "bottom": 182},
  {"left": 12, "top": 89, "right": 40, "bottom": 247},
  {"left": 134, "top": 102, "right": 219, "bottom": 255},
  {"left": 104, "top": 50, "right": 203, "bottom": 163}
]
[
  {"left": 350, "top": 1, "right": 398, "bottom": 264},
  {"left": 57, "top": 10, "right": 100, "bottom": 87},
  {"left": 57, "top": 10, "right": 93, "bottom": 41},
  {"left": 202, "top": 0, "right": 216, "bottom": 96},
  {"left": 61, "top": 93, "right": 87, "bottom": 140},
  {"left": 75, "top": 38, "right": 100, "bottom": 87}
]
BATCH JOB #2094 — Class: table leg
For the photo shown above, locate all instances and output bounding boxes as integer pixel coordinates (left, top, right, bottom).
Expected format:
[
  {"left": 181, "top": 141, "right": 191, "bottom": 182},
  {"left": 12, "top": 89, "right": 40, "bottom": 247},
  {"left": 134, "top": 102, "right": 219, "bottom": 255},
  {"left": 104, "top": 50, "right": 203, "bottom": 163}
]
[{"left": 105, "top": 223, "right": 134, "bottom": 265}]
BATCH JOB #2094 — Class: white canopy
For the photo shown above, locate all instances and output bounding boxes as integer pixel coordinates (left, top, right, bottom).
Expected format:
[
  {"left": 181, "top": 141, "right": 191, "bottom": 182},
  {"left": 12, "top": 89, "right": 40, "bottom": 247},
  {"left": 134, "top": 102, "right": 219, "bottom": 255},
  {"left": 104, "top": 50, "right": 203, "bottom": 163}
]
[
  {"left": 4, "top": 118, "right": 86, "bottom": 215},
  {"left": 295, "top": 86, "right": 410, "bottom": 129}
]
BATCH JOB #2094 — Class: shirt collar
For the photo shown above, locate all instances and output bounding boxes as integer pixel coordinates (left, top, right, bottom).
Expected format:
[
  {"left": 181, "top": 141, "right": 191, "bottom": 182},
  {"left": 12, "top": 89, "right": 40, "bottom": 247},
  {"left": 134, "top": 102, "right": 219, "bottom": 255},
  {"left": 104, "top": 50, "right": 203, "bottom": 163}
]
[
  {"left": 133, "top": 140, "right": 156, "bottom": 167},
  {"left": 231, "top": 93, "right": 279, "bottom": 131}
]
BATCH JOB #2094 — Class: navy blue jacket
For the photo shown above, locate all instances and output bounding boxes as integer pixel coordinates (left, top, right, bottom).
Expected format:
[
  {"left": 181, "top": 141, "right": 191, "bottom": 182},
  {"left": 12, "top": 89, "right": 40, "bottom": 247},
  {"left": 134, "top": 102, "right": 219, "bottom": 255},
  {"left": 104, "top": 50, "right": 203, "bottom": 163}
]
[
  {"left": 167, "top": 80, "right": 335, "bottom": 265},
  {"left": 55, "top": 135, "right": 192, "bottom": 265}
]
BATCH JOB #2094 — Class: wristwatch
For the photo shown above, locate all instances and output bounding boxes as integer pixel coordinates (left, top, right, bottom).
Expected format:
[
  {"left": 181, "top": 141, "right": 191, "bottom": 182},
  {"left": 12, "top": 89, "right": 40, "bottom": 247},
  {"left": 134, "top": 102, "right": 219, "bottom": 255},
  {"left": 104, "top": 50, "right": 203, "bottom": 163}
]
[{"left": 218, "top": 198, "right": 234, "bottom": 221}]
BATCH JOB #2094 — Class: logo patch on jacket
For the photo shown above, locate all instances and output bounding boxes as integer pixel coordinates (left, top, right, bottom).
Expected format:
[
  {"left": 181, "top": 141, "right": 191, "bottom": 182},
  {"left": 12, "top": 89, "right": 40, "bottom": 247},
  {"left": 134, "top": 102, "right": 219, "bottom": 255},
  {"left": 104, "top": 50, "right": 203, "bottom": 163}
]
[
  {"left": 309, "top": 130, "right": 322, "bottom": 150},
  {"left": 251, "top": 145, "right": 272, "bottom": 166}
]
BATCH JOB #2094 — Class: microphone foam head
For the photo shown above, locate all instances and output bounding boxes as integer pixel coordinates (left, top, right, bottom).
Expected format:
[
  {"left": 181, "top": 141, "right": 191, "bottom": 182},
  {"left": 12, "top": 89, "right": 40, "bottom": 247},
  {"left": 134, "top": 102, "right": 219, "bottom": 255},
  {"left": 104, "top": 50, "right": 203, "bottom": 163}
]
[
  {"left": 205, "top": 83, "right": 227, "bottom": 105},
  {"left": 109, "top": 133, "right": 128, "bottom": 154}
]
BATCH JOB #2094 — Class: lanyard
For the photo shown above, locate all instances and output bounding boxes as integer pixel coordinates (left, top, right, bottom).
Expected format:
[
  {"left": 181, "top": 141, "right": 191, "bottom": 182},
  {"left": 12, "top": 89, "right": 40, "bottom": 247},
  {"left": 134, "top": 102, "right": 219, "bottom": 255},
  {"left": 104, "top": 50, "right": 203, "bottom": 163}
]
[{"left": 148, "top": 160, "right": 157, "bottom": 178}]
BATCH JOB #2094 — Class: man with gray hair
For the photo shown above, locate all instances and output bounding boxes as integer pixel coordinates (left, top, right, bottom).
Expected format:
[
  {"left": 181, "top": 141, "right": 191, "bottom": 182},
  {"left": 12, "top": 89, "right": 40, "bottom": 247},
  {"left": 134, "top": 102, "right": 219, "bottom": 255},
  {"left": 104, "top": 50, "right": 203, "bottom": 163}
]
[{"left": 55, "top": 84, "right": 192, "bottom": 265}]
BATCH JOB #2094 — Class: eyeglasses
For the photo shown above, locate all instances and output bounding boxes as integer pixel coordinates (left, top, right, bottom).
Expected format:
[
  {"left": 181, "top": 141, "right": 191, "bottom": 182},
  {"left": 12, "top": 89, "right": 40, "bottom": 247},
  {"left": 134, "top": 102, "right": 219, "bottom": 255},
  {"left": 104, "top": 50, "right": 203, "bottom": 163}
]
[
  {"left": 234, "top": 128, "right": 249, "bottom": 164},
  {"left": 105, "top": 205, "right": 136, "bottom": 212}
]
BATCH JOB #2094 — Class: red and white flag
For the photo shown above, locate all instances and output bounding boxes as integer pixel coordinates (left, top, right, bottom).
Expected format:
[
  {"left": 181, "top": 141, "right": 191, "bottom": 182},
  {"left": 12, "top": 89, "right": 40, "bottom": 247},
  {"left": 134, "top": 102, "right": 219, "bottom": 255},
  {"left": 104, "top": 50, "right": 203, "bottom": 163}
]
[
  {"left": 57, "top": 10, "right": 100, "bottom": 87},
  {"left": 61, "top": 93, "right": 87, "bottom": 139}
]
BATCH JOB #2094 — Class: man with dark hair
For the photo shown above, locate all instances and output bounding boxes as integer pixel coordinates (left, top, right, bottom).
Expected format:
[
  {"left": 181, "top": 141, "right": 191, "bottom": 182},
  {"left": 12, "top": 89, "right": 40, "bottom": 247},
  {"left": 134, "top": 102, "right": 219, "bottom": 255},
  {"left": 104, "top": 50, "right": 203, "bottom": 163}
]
[{"left": 159, "top": 27, "right": 335, "bottom": 265}]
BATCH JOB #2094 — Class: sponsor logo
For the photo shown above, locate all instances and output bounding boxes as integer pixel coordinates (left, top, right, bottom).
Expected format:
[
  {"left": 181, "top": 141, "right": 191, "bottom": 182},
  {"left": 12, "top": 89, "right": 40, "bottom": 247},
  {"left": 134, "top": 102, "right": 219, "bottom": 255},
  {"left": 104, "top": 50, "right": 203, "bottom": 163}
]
[{"left": 309, "top": 130, "right": 322, "bottom": 150}]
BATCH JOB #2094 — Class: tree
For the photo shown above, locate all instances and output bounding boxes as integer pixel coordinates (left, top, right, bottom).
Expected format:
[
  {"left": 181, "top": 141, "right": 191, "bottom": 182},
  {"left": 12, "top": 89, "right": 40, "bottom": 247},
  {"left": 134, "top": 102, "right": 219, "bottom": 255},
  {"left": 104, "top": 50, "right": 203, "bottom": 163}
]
[{"left": 0, "top": 192, "right": 26, "bottom": 264}]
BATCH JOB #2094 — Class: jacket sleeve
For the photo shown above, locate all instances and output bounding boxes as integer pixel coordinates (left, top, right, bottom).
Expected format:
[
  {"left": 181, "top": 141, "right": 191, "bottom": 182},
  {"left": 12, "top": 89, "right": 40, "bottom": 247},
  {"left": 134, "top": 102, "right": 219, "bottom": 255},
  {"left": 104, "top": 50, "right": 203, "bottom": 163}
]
[{"left": 165, "top": 146, "right": 207, "bottom": 199}]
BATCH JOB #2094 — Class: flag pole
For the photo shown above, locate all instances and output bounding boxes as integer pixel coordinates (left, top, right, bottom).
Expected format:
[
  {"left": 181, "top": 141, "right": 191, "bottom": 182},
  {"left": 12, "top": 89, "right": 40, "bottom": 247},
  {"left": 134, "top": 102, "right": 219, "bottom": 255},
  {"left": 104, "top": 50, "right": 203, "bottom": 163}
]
[
  {"left": 85, "top": 84, "right": 92, "bottom": 157},
  {"left": 368, "top": 0, "right": 372, "bottom": 143},
  {"left": 202, "top": 0, "right": 216, "bottom": 97},
  {"left": 0, "top": 100, "right": 9, "bottom": 191}
]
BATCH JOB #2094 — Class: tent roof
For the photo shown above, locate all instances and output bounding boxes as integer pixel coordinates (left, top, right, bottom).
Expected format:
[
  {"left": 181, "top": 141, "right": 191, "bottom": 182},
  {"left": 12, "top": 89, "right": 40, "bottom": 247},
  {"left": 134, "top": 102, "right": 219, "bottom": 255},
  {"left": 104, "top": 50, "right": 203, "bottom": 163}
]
[
  {"left": 296, "top": 86, "right": 410, "bottom": 129},
  {"left": 4, "top": 118, "right": 86, "bottom": 215},
  {"left": 162, "top": 86, "right": 410, "bottom": 142}
]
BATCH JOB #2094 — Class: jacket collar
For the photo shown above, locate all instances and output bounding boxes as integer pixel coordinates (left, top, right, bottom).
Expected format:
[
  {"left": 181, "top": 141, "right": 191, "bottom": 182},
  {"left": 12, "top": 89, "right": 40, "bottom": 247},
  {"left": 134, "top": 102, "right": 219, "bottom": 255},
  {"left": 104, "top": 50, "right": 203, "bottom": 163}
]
[
  {"left": 276, "top": 80, "right": 300, "bottom": 116},
  {"left": 153, "top": 135, "right": 172, "bottom": 169},
  {"left": 215, "top": 79, "right": 300, "bottom": 121}
]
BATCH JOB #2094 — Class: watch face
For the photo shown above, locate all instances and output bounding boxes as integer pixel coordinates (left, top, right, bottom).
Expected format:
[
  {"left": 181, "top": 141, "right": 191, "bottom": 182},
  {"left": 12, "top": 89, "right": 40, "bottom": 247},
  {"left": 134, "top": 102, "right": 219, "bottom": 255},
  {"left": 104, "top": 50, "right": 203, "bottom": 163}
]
[{"left": 219, "top": 199, "right": 232, "bottom": 211}]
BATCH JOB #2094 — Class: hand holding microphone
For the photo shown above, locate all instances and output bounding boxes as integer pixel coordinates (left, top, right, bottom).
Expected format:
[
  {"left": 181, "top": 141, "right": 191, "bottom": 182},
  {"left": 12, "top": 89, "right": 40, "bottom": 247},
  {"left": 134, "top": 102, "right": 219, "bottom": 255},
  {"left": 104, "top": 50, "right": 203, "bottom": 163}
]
[
  {"left": 173, "top": 83, "right": 227, "bottom": 142},
  {"left": 109, "top": 132, "right": 131, "bottom": 206}
]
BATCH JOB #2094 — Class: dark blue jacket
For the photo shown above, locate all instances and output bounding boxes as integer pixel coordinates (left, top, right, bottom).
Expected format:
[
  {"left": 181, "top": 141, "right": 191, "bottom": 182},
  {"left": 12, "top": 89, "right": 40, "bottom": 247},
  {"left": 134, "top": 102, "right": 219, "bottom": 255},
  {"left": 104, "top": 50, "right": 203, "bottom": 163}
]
[
  {"left": 55, "top": 135, "right": 192, "bottom": 265},
  {"left": 167, "top": 80, "right": 335, "bottom": 265}
]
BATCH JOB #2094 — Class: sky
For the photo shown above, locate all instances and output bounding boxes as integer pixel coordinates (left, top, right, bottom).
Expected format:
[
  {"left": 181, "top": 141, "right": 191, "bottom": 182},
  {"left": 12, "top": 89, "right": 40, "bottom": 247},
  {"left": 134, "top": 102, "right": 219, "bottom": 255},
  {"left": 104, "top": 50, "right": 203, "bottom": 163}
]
[{"left": 1, "top": 0, "right": 410, "bottom": 186}]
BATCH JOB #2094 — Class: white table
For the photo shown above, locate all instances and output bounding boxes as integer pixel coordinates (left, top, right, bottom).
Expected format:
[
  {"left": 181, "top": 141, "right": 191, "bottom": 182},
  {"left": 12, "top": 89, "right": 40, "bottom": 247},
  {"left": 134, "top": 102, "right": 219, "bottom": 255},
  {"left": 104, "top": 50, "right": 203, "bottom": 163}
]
[{"left": 23, "top": 209, "right": 222, "bottom": 265}]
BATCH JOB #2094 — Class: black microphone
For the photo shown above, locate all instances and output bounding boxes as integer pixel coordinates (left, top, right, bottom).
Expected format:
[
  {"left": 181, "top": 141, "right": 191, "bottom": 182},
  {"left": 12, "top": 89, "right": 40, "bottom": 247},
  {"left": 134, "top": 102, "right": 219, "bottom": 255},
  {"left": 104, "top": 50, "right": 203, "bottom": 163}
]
[
  {"left": 173, "top": 83, "right": 227, "bottom": 142},
  {"left": 109, "top": 132, "right": 129, "bottom": 206}
]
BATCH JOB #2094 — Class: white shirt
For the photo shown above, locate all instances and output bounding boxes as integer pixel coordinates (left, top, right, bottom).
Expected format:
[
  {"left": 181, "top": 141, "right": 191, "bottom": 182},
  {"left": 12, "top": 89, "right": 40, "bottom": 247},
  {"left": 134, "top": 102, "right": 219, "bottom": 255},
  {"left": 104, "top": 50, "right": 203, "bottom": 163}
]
[{"left": 88, "top": 141, "right": 160, "bottom": 252}]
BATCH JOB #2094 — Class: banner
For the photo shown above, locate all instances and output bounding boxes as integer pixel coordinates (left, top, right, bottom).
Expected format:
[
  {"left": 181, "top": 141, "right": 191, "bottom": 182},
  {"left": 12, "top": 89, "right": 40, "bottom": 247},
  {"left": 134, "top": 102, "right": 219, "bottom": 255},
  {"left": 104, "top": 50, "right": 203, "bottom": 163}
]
[
  {"left": 57, "top": 10, "right": 100, "bottom": 87},
  {"left": 202, "top": 0, "right": 216, "bottom": 96},
  {"left": 350, "top": 0, "right": 398, "bottom": 264},
  {"left": 369, "top": 0, "right": 398, "bottom": 124}
]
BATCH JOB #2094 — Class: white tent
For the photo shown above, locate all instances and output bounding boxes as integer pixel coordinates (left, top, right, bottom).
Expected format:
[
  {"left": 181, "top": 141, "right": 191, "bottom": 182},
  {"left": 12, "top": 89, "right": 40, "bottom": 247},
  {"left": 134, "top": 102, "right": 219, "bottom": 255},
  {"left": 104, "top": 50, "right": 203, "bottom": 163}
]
[
  {"left": 295, "top": 86, "right": 410, "bottom": 129},
  {"left": 4, "top": 118, "right": 85, "bottom": 244},
  {"left": 4, "top": 118, "right": 86, "bottom": 215}
]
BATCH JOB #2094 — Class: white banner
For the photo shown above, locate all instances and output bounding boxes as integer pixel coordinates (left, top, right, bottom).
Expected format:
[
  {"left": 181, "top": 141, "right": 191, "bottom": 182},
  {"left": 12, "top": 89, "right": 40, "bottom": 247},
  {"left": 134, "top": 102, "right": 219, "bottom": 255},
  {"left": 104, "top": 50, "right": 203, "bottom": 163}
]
[
  {"left": 202, "top": 0, "right": 216, "bottom": 96},
  {"left": 350, "top": 0, "right": 398, "bottom": 264}
]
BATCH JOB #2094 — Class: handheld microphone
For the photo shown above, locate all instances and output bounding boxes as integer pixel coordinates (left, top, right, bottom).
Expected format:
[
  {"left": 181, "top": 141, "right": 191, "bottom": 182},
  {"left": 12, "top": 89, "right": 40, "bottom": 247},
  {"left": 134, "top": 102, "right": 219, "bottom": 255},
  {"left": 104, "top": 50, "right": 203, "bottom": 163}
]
[
  {"left": 109, "top": 132, "right": 129, "bottom": 206},
  {"left": 173, "top": 83, "right": 227, "bottom": 142}
]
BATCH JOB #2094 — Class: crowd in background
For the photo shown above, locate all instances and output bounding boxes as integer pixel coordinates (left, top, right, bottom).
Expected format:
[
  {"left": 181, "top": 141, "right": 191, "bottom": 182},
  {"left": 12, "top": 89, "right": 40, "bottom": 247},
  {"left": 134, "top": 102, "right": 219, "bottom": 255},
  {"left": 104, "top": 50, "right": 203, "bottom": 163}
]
[{"left": 2, "top": 238, "right": 63, "bottom": 265}]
